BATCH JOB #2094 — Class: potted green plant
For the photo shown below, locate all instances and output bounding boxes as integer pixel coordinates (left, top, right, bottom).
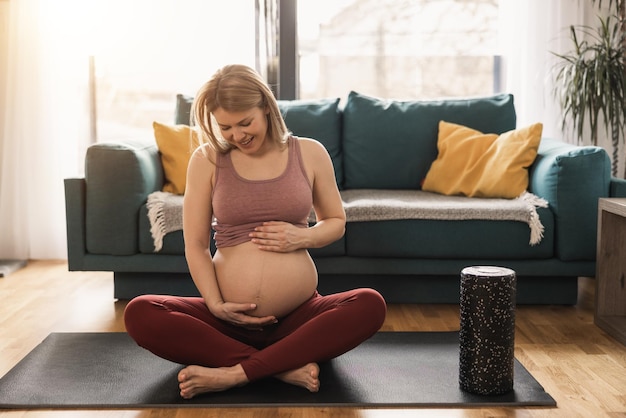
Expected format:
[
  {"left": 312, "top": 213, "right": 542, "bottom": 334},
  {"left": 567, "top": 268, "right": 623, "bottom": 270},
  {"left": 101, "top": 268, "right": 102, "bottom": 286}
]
[{"left": 552, "top": 1, "right": 626, "bottom": 177}]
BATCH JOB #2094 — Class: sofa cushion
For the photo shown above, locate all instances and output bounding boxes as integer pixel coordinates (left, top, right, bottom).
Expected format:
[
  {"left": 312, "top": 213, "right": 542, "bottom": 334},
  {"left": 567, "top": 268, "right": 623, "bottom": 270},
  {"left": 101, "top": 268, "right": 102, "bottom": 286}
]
[
  {"left": 175, "top": 94, "right": 194, "bottom": 125},
  {"left": 153, "top": 122, "right": 200, "bottom": 195},
  {"left": 342, "top": 91, "right": 517, "bottom": 190},
  {"left": 422, "top": 121, "right": 542, "bottom": 198},
  {"left": 174, "top": 95, "right": 344, "bottom": 188},
  {"left": 345, "top": 206, "right": 554, "bottom": 259},
  {"left": 277, "top": 98, "right": 343, "bottom": 188},
  {"left": 138, "top": 203, "right": 346, "bottom": 257}
]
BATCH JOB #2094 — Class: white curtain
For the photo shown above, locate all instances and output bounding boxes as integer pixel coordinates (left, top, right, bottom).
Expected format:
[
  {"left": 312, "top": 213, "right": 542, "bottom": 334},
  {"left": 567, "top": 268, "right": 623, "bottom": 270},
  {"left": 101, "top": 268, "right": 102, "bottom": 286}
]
[
  {"left": 499, "top": 0, "right": 587, "bottom": 142},
  {"left": 0, "top": 0, "right": 90, "bottom": 260}
]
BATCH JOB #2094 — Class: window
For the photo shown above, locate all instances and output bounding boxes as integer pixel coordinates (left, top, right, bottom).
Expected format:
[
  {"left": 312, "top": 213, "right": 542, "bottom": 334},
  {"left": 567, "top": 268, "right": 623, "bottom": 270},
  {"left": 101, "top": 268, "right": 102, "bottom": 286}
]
[
  {"left": 91, "top": 0, "right": 501, "bottom": 141},
  {"left": 296, "top": 0, "right": 500, "bottom": 100},
  {"left": 91, "top": 1, "right": 256, "bottom": 142}
]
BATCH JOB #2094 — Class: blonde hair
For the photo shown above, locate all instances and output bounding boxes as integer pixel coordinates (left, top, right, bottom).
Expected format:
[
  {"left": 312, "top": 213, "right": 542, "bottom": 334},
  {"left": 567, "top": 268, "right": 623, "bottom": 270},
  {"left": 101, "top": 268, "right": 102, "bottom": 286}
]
[{"left": 192, "top": 64, "right": 289, "bottom": 154}]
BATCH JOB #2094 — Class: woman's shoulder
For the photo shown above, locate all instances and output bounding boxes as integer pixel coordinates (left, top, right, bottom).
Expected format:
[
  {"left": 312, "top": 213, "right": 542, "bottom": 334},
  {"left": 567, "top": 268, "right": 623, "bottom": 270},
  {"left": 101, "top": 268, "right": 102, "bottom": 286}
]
[
  {"left": 189, "top": 143, "right": 221, "bottom": 173},
  {"left": 292, "top": 136, "right": 332, "bottom": 170},
  {"left": 191, "top": 143, "right": 219, "bottom": 161},
  {"left": 293, "top": 136, "right": 326, "bottom": 154}
]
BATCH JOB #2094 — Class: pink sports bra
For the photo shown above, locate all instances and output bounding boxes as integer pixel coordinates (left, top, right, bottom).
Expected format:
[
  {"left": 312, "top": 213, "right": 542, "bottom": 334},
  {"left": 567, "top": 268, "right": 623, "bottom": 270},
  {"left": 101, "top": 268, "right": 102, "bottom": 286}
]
[{"left": 211, "top": 136, "right": 313, "bottom": 248}]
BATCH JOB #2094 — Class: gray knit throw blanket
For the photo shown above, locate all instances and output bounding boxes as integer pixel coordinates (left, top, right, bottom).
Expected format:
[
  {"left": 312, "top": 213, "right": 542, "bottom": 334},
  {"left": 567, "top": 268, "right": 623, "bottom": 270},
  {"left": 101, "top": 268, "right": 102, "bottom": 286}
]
[{"left": 147, "top": 189, "right": 548, "bottom": 252}]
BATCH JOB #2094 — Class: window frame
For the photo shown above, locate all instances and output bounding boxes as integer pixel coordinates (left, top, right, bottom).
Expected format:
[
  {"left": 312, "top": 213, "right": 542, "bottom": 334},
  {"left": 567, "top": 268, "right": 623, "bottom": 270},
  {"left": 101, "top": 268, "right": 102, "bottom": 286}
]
[{"left": 278, "top": 0, "right": 298, "bottom": 99}]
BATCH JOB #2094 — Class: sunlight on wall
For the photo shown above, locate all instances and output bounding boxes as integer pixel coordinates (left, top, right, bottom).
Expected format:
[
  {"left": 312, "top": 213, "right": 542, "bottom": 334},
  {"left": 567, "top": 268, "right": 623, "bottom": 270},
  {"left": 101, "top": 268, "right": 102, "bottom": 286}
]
[
  {"left": 46, "top": 0, "right": 255, "bottom": 93},
  {"left": 40, "top": 0, "right": 256, "bottom": 141}
]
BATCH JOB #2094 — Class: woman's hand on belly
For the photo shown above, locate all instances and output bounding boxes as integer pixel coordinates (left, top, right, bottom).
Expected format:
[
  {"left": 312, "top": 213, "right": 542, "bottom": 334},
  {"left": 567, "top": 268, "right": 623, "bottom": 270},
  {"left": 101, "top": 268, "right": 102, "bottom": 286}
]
[
  {"left": 213, "top": 301, "right": 278, "bottom": 330},
  {"left": 249, "top": 221, "right": 307, "bottom": 252}
]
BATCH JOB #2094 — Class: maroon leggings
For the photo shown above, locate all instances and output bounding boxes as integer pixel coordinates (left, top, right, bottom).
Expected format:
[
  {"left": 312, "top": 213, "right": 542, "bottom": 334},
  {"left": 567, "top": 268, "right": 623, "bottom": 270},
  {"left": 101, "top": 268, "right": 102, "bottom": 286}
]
[{"left": 124, "top": 288, "right": 386, "bottom": 382}]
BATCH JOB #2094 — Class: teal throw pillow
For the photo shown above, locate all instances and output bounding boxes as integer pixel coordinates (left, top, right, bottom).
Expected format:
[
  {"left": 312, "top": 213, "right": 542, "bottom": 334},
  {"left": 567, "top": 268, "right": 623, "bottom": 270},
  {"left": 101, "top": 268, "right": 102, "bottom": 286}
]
[
  {"left": 278, "top": 98, "right": 343, "bottom": 188},
  {"left": 173, "top": 95, "right": 343, "bottom": 188}
]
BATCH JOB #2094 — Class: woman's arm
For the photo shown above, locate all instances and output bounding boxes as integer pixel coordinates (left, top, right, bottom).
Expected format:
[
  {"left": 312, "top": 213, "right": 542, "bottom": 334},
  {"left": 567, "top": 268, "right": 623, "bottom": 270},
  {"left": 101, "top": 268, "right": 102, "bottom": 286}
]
[
  {"left": 303, "top": 138, "right": 346, "bottom": 247},
  {"left": 183, "top": 146, "right": 224, "bottom": 312},
  {"left": 250, "top": 138, "right": 346, "bottom": 251}
]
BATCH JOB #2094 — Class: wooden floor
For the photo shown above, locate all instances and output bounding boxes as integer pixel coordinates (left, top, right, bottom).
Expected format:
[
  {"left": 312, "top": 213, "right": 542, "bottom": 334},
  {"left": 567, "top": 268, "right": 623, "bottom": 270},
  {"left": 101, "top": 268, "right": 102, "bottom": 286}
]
[{"left": 1, "top": 260, "right": 625, "bottom": 418}]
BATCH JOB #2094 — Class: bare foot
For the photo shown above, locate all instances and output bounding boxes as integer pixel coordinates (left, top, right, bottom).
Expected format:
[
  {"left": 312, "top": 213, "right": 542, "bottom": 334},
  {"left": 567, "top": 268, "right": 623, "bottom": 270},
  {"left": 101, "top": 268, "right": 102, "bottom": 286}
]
[
  {"left": 177, "top": 364, "right": 249, "bottom": 399},
  {"left": 276, "top": 363, "right": 320, "bottom": 392}
]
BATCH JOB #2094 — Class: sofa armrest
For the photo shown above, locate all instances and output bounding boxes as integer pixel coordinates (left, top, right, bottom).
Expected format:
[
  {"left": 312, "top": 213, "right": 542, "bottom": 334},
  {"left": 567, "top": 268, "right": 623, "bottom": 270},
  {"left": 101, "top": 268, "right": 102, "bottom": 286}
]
[
  {"left": 610, "top": 177, "right": 626, "bottom": 197},
  {"left": 85, "top": 139, "right": 163, "bottom": 255},
  {"left": 64, "top": 178, "right": 87, "bottom": 270},
  {"left": 529, "top": 138, "right": 611, "bottom": 261}
]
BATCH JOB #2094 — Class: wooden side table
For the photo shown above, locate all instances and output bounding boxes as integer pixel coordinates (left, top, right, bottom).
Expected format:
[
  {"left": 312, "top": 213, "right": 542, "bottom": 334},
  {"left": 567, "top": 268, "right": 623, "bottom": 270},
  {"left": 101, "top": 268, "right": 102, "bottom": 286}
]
[{"left": 595, "top": 198, "right": 626, "bottom": 345}]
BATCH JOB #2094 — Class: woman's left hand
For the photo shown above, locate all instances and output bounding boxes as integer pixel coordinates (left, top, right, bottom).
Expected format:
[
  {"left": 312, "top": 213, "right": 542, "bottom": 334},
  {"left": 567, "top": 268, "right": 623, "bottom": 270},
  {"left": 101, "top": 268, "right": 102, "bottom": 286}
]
[{"left": 249, "top": 221, "right": 305, "bottom": 252}]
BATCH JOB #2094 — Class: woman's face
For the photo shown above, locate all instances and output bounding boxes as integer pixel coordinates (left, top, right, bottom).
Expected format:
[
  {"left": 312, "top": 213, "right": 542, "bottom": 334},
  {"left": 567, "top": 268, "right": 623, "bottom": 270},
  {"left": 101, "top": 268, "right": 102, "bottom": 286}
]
[{"left": 213, "top": 106, "right": 269, "bottom": 154}]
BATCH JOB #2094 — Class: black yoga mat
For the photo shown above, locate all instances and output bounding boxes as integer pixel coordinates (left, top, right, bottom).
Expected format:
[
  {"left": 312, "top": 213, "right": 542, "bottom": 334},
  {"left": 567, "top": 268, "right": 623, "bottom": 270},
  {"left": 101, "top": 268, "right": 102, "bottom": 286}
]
[{"left": 0, "top": 332, "right": 555, "bottom": 409}]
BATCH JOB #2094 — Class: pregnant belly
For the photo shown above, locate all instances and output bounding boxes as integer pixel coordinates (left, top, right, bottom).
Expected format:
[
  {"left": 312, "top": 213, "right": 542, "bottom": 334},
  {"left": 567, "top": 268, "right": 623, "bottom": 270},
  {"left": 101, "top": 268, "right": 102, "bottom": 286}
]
[{"left": 213, "top": 241, "right": 318, "bottom": 318}]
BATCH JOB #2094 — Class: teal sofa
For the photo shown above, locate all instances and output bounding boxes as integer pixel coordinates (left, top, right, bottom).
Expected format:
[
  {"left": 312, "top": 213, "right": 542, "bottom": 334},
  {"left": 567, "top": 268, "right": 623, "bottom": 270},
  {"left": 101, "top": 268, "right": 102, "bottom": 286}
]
[{"left": 64, "top": 91, "right": 626, "bottom": 304}]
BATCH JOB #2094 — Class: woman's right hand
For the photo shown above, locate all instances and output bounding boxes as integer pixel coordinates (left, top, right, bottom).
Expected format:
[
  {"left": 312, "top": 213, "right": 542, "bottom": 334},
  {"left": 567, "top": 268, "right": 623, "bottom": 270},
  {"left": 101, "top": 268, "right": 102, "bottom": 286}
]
[{"left": 212, "top": 301, "right": 278, "bottom": 330}]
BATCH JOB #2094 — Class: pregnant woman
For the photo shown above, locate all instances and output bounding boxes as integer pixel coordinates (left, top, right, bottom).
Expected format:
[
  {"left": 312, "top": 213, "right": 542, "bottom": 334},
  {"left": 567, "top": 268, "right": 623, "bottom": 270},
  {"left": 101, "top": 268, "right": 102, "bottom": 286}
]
[{"left": 124, "top": 64, "right": 387, "bottom": 399}]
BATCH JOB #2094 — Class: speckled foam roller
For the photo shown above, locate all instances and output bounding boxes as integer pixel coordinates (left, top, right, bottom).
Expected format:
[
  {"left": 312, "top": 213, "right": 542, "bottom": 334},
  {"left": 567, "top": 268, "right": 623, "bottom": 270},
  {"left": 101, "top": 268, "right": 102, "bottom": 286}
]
[{"left": 459, "top": 266, "right": 516, "bottom": 395}]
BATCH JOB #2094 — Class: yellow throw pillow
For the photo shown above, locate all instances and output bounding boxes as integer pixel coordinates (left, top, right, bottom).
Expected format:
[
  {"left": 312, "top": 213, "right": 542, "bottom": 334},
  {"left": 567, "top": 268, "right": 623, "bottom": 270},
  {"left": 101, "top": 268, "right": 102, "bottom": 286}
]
[
  {"left": 422, "top": 121, "right": 543, "bottom": 199},
  {"left": 153, "top": 121, "right": 200, "bottom": 195}
]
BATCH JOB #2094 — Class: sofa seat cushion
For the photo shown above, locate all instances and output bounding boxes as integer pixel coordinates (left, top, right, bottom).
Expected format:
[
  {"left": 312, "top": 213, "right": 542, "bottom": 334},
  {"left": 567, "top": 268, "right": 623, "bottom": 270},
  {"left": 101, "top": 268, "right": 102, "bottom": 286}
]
[
  {"left": 138, "top": 204, "right": 346, "bottom": 256},
  {"left": 341, "top": 189, "right": 548, "bottom": 244},
  {"left": 346, "top": 207, "right": 554, "bottom": 259},
  {"left": 138, "top": 188, "right": 550, "bottom": 257},
  {"left": 339, "top": 189, "right": 554, "bottom": 259}
]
